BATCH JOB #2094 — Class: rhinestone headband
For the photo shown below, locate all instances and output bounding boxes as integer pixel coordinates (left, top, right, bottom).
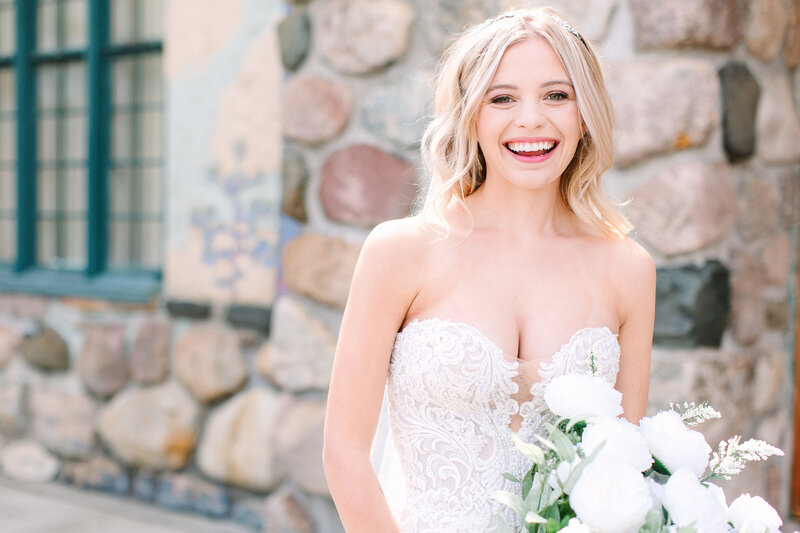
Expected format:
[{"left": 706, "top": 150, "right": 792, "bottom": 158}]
[{"left": 484, "top": 11, "right": 588, "bottom": 48}]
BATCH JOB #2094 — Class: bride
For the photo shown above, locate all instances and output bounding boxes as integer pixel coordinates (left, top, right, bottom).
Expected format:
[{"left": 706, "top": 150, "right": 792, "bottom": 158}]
[{"left": 323, "top": 7, "right": 656, "bottom": 532}]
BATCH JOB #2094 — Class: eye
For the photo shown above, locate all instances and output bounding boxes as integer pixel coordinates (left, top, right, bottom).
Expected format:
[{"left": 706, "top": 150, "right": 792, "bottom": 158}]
[
  {"left": 546, "top": 91, "right": 570, "bottom": 101},
  {"left": 489, "top": 94, "right": 513, "bottom": 104}
]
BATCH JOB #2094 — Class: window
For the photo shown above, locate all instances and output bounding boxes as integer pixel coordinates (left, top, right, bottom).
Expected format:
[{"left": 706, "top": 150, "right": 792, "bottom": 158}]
[{"left": 0, "top": 0, "right": 163, "bottom": 300}]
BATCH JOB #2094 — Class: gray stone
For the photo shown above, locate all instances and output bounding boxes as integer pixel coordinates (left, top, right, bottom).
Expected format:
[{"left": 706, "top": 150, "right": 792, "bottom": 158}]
[
  {"left": 744, "top": 0, "right": 787, "bottom": 61},
  {"left": 419, "top": 0, "right": 499, "bottom": 54},
  {"left": 283, "top": 76, "right": 352, "bottom": 145},
  {"left": 766, "top": 298, "right": 789, "bottom": 330},
  {"left": 737, "top": 173, "right": 780, "bottom": 244},
  {"left": 756, "top": 73, "right": 800, "bottom": 164},
  {"left": 0, "top": 323, "right": 21, "bottom": 368},
  {"left": 752, "top": 348, "right": 786, "bottom": 414},
  {"left": 165, "top": 301, "right": 212, "bottom": 319},
  {"left": 255, "top": 295, "right": 341, "bottom": 392},
  {"left": 275, "top": 399, "right": 328, "bottom": 496},
  {"left": 233, "top": 498, "right": 265, "bottom": 532},
  {"left": 719, "top": 62, "right": 760, "bottom": 163},
  {"left": 62, "top": 455, "right": 130, "bottom": 495},
  {"left": 320, "top": 144, "right": 417, "bottom": 226},
  {"left": 319, "top": 0, "right": 415, "bottom": 74},
  {"left": 282, "top": 232, "right": 362, "bottom": 309},
  {"left": 97, "top": 381, "right": 200, "bottom": 470},
  {"left": 281, "top": 144, "right": 308, "bottom": 222},
  {"left": 225, "top": 305, "right": 271, "bottom": 332},
  {"left": 653, "top": 261, "right": 731, "bottom": 348},
  {"left": 31, "top": 387, "right": 96, "bottom": 459},
  {"left": 198, "top": 388, "right": 288, "bottom": 491},
  {"left": 130, "top": 318, "right": 170, "bottom": 384},
  {"left": 19, "top": 325, "right": 69, "bottom": 371},
  {"left": 628, "top": 0, "right": 740, "bottom": 50},
  {"left": 0, "top": 383, "right": 26, "bottom": 437},
  {"left": 730, "top": 252, "right": 766, "bottom": 346},
  {"left": 607, "top": 60, "right": 719, "bottom": 167},
  {"left": 155, "top": 473, "right": 230, "bottom": 518},
  {"left": 361, "top": 71, "right": 433, "bottom": 149},
  {"left": 0, "top": 439, "right": 59, "bottom": 482},
  {"left": 173, "top": 323, "right": 248, "bottom": 403},
  {"left": 628, "top": 161, "right": 737, "bottom": 255},
  {"left": 78, "top": 325, "right": 129, "bottom": 398},
  {"left": 263, "top": 487, "right": 314, "bottom": 533},
  {"left": 133, "top": 471, "right": 157, "bottom": 501},
  {"left": 278, "top": 11, "right": 311, "bottom": 71},
  {"left": 761, "top": 233, "right": 790, "bottom": 286},
  {"left": 785, "top": 0, "right": 800, "bottom": 68}
]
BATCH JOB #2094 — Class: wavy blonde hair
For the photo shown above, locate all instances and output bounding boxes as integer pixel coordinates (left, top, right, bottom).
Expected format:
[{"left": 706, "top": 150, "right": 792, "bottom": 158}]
[{"left": 419, "top": 7, "right": 632, "bottom": 238}]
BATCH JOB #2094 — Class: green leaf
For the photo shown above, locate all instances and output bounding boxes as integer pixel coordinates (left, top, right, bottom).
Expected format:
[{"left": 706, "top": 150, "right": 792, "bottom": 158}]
[
  {"left": 521, "top": 468, "right": 534, "bottom": 499},
  {"left": 503, "top": 472, "right": 521, "bottom": 483},
  {"left": 492, "top": 490, "right": 527, "bottom": 521},
  {"left": 524, "top": 510, "right": 548, "bottom": 524},
  {"left": 496, "top": 515, "right": 515, "bottom": 533},
  {"left": 652, "top": 456, "right": 671, "bottom": 476},
  {"left": 535, "top": 434, "right": 558, "bottom": 452},
  {"left": 546, "top": 423, "right": 576, "bottom": 462}
]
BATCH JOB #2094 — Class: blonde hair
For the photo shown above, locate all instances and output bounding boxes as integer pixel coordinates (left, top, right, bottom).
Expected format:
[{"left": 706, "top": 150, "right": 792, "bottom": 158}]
[{"left": 419, "top": 7, "right": 632, "bottom": 238}]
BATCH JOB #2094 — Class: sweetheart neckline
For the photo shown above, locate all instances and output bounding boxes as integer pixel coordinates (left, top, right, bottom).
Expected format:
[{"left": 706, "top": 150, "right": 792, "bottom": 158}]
[{"left": 397, "top": 316, "right": 619, "bottom": 368}]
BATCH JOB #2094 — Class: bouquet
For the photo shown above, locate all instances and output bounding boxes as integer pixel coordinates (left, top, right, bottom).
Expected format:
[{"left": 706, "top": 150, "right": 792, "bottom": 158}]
[{"left": 495, "top": 373, "right": 786, "bottom": 533}]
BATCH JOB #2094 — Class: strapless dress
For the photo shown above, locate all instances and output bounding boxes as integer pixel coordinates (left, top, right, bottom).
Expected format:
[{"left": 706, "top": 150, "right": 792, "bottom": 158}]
[{"left": 387, "top": 317, "right": 620, "bottom": 532}]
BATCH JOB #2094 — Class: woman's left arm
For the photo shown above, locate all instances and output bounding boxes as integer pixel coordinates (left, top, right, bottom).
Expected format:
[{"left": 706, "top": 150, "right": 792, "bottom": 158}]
[{"left": 613, "top": 238, "right": 657, "bottom": 424}]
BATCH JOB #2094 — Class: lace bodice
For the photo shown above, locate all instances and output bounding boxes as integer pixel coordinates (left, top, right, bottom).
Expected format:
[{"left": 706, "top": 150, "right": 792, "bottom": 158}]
[{"left": 387, "top": 317, "right": 620, "bottom": 533}]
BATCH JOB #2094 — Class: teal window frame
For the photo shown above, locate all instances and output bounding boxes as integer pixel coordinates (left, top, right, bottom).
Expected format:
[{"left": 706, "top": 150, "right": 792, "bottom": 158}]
[{"left": 0, "top": 0, "right": 162, "bottom": 301}]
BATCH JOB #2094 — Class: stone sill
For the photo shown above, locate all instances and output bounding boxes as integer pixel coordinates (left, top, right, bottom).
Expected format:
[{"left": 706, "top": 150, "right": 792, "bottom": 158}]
[{"left": 0, "top": 268, "right": 161, "bottom": 303}]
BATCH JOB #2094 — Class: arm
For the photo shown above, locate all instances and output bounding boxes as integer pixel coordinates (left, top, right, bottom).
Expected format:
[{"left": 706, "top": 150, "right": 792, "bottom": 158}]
[
  {"left": 613, "top": 238, "right": 656, "bottom": 424},
  {"left": 323, "top": 220, "right": 421, "bottom": 532}
]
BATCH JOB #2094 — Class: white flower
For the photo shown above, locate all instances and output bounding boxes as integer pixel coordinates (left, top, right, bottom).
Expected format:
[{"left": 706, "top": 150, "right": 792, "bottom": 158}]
[
  {"left": 547, "top": 454, "right": 581, "bottom": 493},
  {"left": 728, "top": 494, "right": 782, "bottom": 533},
  {"left": 544, "top": 374, "right": 623, "bottom": 420},
  {"left": 639, "top": 410, "right": 711, "bottom": 477},
  {"left": 570, "top": 458, "right": 652, "bottom": 533},
  {"left": 561, "top": 518, "right": 592, "bottom": 533},
  {"left": 580, "top": 417, "right": 653, "bottom": 472},
  {"left": 662, "top": 468, "right": 729, "bottom": 533}
]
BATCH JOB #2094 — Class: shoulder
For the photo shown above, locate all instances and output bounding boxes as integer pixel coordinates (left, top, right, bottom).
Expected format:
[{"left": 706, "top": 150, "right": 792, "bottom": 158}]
[{"left": 598, "top": 235, "right": 656, "bottom": 325}]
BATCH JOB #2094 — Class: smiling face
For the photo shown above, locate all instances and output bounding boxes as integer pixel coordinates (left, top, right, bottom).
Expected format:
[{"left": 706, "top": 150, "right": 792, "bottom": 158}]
[{"left": 476, "top": 37, "right": 583, "bottom": 193}]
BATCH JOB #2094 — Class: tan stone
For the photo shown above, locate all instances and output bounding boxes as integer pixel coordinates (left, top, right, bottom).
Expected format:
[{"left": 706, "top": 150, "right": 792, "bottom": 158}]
[
  {"left": 0, "top": 440, "right": 59, "bottom": 482},
  {"left": 627, "top": 161, "right": 737, "bottom": 255},
  {"left": 765, "top": 298, "right": 788, "bottom": 329},
  {"left": 756, "top": 73, "right": 800, "bottom": 164},
  {"left": 761, "top": 233, "right": 790, "bottom": 286},
  {"left": 784, "top": 0, "right": 800, "bottom": 68},
  {"left": 282, "top": 232, "right": 362, "bottom": 309},
  {"left": 198, "top": 388, "right": 288, "bottom": 491},
  {"left": 77, "top": 325, "right": 129, "bottom": 398},
  {"left": 501, "top": 0, "right": 618, "bottom": 41},
  {"left": 173, "top": 323, "right": 247, "bottom": 402},
  {"left": 263, "top": 487, "right": 314, "bottom": 533},
  {"left": 97, "top": 381, "right": 200, "bottom": 470},
  {"left": 0, "top": 383, "right": 26, "bottom": 437},
  {"left": 255, "top": 295, "right": 341, "bottom": 392},
  {"left": 730, "top": 253, "right": 766, "bottom": 346},
  {"left": 282, "top": 75, "right": 352, "bottom": 145},
  {"left": 0, "top": 323, "right": 21, "bottom": 368},
  {"left": 319, "top": 0, "right": 415, "bottom": 74},
  {"left": 130, "top": 318, "right": 171, "bottom": 384},
  {"left": 607, "top": 60, "right": 719, "bottom": 167},
  {"left": 275, "top": 399, "right": 328, "bottom": 496},
  {"left": 31, "top": 387, "right": 96, "bottom": 459},
  {"left": 752, "top": 348, "right": 786, "bottom": 413},
  {"left": 737, "top": 174, "right": 780, "bottom": 244},
  {"left": 628, "top": 0, "right": 741, "bottom": 50},
  {"left": 744, "top": 0, "right": 787, "bottom": 61}
]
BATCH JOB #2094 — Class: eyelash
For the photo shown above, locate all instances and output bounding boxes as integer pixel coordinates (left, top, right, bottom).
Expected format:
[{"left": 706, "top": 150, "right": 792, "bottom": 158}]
[{"left": 488, "top": 91, "right": 571, "bottom": 104}]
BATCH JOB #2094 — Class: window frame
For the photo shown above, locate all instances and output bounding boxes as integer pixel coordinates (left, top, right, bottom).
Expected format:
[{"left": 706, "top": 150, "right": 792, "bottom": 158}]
[{"left": 0, "top": 0, "right": 163, "bottom": 302}]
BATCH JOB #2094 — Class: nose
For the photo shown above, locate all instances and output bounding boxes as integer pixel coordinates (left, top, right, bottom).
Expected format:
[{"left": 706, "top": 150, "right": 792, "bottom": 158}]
[{"left": 514, "top": 99, "right": 547, "bottom": 128}]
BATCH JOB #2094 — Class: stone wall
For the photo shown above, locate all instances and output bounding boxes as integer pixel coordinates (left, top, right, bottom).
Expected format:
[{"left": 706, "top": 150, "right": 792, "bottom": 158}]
[{"left": 0, "top": 0, "right": 799, "bottom": 531}]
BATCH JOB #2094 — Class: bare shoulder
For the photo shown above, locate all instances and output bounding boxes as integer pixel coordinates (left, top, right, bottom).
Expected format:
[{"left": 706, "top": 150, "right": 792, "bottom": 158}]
[{"left": 596, "top": 235, "right": 657, "bottom": 326}]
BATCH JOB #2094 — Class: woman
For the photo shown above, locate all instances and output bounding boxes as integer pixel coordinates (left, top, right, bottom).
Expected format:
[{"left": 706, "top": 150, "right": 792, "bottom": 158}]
[{"left": 323, "top": 7, "right": 655, "bottom": 532}]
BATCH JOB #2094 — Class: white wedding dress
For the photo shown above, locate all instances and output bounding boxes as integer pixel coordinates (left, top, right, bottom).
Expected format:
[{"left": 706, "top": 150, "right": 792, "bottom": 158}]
[{"left": 380, "top": 317, "right": 621, "bottom": 533}]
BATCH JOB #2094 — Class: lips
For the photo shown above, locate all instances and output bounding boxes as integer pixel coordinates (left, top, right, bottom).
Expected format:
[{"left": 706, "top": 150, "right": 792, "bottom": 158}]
[{"left": 504, "top": 139, "right": 559, "bottom": 157}]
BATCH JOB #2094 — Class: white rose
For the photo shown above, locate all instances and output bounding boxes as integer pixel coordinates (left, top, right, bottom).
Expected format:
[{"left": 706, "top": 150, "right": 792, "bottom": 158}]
[
  {"left": 639, "top": 410, "right": 711, "bottom": 477},
  {"left": 728, "top": 494, "right": 782, "bottom": 533},
  {"left": 662, "top": 468, "right": 728, "bottom": 533},
  {"left": 544, "top": 374, "right": 623, "bottom": 420},
  {"left": 570, "top": 458, "right": 652, "bottom": 533},
  {"left": 561, "top": 518, "right": 592, "bottom": 533},
  {"left": 547, "top": 454, "right": 582, "bottom": 493},
  {"left": 580, "top": 417, "right": 653, "bottom": 472}
]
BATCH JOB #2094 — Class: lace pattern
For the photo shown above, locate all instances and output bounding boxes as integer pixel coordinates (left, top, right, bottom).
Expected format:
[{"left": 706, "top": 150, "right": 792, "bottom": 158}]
[{"left": 387, "top": 318, "right": 620, "bottom": 533}]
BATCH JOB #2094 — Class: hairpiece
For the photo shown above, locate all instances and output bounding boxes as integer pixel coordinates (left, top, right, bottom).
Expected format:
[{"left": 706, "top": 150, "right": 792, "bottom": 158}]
[{"left": 546, "top": 14, "right": 587, "bottom": 47}]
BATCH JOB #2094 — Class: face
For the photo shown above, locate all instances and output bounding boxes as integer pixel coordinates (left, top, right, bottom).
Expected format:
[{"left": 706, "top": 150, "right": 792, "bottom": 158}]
[{"left": 476, "top": 37, "right": 583, "bottom": 192}]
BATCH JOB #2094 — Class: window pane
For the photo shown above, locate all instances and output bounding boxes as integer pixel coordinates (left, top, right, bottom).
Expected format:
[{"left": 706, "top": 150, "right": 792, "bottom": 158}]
[
  {"left": 64, "top": 0, "right": 87, "bottom": 49},
  {"left": 140, "top": 220, "right": 160, "bottom": 268},
  {"left": 65, "top": 168, "right": 86, "bottom": 213},
  {"left": 37, "top": 1, "right": 59, "bottom": 52},
  {"left": 38, "top": 0, "right": 87, "bottom": 51},
  {"left": 63, "top": 219, "right": 86, "bottom": 266},
  {"left": 0, "top": 1, "right": 15, "bottom": 56},
  {"left": 37, "top": 218, "right": 56, "bottom": 265},
  {"left": 64, "top": 115, "right": 86, "bottom": 159},
  {"left": 109, "top": 219, "right": 129, "bottom": 267},
  {"left": 140, "top": 110, "right": 161, "bottom": 158},
  {"left": 37, "top": 170, "right": 57, "bottom": 212},
  {"left": 111, "top": 0, "right": 162, "bottom": 44},
  {"left": 110, "top": 167, "right": 130, "bottom": 215},
  {"left": 141, "top": 55, "right": 162, "bottom": 104},
  {"left": 140, "top": 166, "right": 161, "bottom": 214},
  {"left": 0, "top": 118, "right": 14, "bottom": 161},
  {"left": 0, "top": 69, "right": 14, "bottom": 112},
  {"left": 140, "top": 0, "right": 162, "bottom": 41},
  {"left": 0, "top": 169, "right": 14, "bottom": 210},
  {"left": 112, "top": 112, "right": 132, "bottom": 159},
  {"left": 0, "top": 218, "right": 15, "bottom": 262},
  {"left": 112, "top": 58, "right": 133, "bottom": 106},
  {"left": 64, "top": 62, "right": 85, "bottom": 108},
  {"left": 111, "top": 0, "right": 134, "bottom": 44}
]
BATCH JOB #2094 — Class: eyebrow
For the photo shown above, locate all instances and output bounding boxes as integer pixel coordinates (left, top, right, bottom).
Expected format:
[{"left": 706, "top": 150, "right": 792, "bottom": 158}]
[{"left": 486, "top": 80, "right": 574, "bottom": 92}]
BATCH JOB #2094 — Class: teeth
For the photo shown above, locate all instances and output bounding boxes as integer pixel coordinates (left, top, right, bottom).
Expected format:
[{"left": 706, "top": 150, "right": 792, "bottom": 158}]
[{"left": 506, "top": 141, "right": 556, "bottom": 153}]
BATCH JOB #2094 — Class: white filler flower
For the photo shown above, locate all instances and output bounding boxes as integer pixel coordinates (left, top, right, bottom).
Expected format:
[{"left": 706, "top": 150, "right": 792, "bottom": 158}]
[
  {"left": 570, "top": 458, "right": 652, "bottom": 533},
  {"left": 560, "top": 518, "right": 592, "bottom": 533},
  {"left": 580, "top": 417, "right": 653, "bottom": 472},
  {"left": 544, "top": 374, "right": 623, "bottom": 420},
  {"left": 728, "top": 494, "right": 783, "bottom": 533},
  {"left": 639, "top": 410, "right": 711, "bottom": 477},
  {"left": 662, "top": 468, "right": 729, "bottom": 533}
]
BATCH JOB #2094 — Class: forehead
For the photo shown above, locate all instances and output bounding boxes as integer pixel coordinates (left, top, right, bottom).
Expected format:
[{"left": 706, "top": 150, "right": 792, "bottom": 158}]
[{"left": 490, "top": 37, "right": 569, "bottom": 83}]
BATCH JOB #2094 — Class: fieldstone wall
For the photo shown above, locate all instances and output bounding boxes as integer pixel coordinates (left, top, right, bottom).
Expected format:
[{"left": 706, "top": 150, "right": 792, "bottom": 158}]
[{"left": 0, "top": 0, "right": 799, "bottom": 531}]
